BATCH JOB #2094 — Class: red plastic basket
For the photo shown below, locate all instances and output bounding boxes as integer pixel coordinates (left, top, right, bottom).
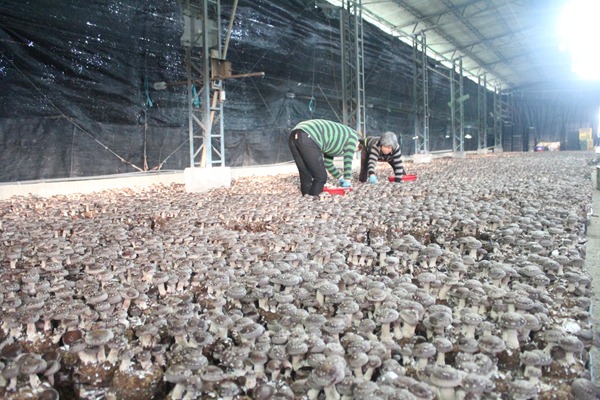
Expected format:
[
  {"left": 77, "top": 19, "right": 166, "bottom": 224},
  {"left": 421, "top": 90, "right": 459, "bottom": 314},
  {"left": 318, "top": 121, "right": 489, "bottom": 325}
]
[
  {"left": 388, "top": 174, "right": 417, "bottom": 182},
  {"left": 322, "top": 186, "right": 353, "bottom": 195}
]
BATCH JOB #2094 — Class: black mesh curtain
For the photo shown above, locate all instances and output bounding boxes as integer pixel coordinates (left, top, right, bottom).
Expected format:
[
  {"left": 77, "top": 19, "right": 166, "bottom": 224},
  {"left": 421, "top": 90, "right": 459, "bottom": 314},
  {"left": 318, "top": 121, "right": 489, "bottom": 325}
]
[{"left": 1, "top": 0, "right": 599, "bottom": 182}]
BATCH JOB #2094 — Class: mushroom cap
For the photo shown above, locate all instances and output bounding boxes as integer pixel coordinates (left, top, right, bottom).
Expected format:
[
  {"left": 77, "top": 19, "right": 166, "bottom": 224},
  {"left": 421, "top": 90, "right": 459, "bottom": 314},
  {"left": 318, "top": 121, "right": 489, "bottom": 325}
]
[
  {"left": 249, "top": 350, "right": 269, "bottom": 366},
  {"left": 85, "top": 290, "right": 109, "bottom": 305},
  {"left": 457, "top": 337, "right": 480, "bottom": 354},
  {"left": 84, "top": 329, "right": 114, "bottom": 347},
  {"left": 60, "top": 329, "right": 83, "bottom": 347},
  {"left": 286, "top": 338, "right": 309, "bottom": 356},
  {"left": 200, "top": 365, "right": 225, "bottom": 382},
  {"left": 2, "top": 362, "right": 20, "bottom": 380},
  {"left": 192, "top": 331, "right": 214, "bottom": 347},
  {"left": 399, "top": 309, "right": 421, "bottom": 325},
  {"left": 322, "top": 316, "right": 348, "bottom": 335},
  {"left": 225, "top": 283, "right": 247, "bottom": 300},
  {"left": 425, "top": 311, "right": 453, "bottom": 329},
  {"left": 460, "top": 310, "right": 483, "bottom": 326},
  {"left": 306, "top": 353, "right": 327, "bottom": 368},
  {"left": 352, "top": 380, "right": 379, "bottom": 398},
  {"left": 239, "top": 322, "right": 265, "bottom": 341},
  {"left": 543, "top": 328, "right": 565, "bottom": 343},
  {"left": 68, "top": 339, "right": 87, "bottom": 354},
  {"left": 417, "top": 272, "right": 437, "bottom": 285},
  {"left": 433, "top": 337, "right": 453, "bottom": 353},
  {"left": 509, "top": 379, "right": 539, "bottom": 398},
  {"left": 376, "top": 307, "right": 399, "bottom": 324},
  {"left": 153, "top": 271, "right": 170, "bottom": 284},
  {"left": 499, "top": 312, "right": 526, "bottom": 330},
  {"left": 304, "top": 313, "right": 327, "bottom": 329},
  {"left": 413, "top": 290, "right": 435, "bottom": 307},
  {"left": 412, "top": 342, "right": 436, "bottom": 359},
  {"left": 175, "top": 348, "right": 208, "bottom": 371},
  {"left": 478, "top": 335, "right": 506, "bottom": 354},
  {"left": 429, "top": 365, "right": 462, "bottom": 388},
  {"left": 559, "top": 335, "right": 584, "bottom": 353},
  {"left": 522, "top": 313, "right": 541, "bottom": 331},
  {"left": 520, "top": 350, "right": 543, "bottom": 366},
  {"left": 38, "top": 388, "right": 60, "bottom": 400},
  {"left": 18, "top": 353, "right": 48, "bottom": 375},
  {"left": 346, "top": 351, "right": 369, "bottom": 369},
  {"left": 366, "top": 287, "right": 387, "bottom": 303},
  {"left": 571, "top": 378, "right": 600, "bottom": 400},
  {"left": 342, "top": 333, "right": 369, "bottom": 352},
  {"left": 271, "top": 272, "right": 302, "bottom": 287},
  {"left": 336, "top": 375, "right": 359, "bottom": 397},
  {"left": 324, "top": 342, "right": 345, "bottom": 357},
  {"left": 135, "top": 323, "right": 159, "bottom": 339},
  {"left": 268, "top": 345, "right": 289, "bottom": 362},
  {"left": 253, "top": 383, "right": 277, "bottom": 400},
  {"left": 337, "top": 299, "right": 359, "bottom": 315},
  {"left": 521, "top": 349, "right": 552, "bottom": 367},
  {"left": 461, "top": 373, "right": 494, "bottom": 394},
  {"left": 408, "top": 381, "right": 436, "bottom": 399},
  {"left": 307, "top": 356, "right": 346, "bottom": 388},
  {"left": 318, "top": 281, "right": 339, "bottom": 296},
  {"left": 217, "top": 380, "right": 240, "bottom": 398},
  {"left": 164, "top": 364, "right": 192, "bottom": 384},
  {"left": 514, "top": 295, "right": 534, "bottom": 310}
]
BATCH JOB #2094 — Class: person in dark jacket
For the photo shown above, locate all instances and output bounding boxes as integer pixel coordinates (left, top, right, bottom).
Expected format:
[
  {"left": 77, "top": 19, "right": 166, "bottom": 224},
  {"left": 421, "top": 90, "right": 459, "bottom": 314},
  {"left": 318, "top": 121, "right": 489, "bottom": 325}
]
[
  {"left": 359, "top": 131, "right": 405, "bottom": 183},
  {"left": 289, "top": 119, "right": 359, "bottom": 197}
]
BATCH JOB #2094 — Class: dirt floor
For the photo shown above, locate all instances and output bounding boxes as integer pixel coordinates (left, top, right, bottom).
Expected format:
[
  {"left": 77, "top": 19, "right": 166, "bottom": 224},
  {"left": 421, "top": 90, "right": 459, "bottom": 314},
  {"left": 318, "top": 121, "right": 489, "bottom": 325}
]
[{"left": 586, "top": 166, "right": 600, "bottom": 384}]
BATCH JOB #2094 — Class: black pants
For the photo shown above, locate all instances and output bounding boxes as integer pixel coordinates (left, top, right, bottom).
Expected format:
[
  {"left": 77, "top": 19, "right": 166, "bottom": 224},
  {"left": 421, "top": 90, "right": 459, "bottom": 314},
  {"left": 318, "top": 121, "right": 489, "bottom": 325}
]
[
  {"left": 359, "top": 146, "right": 370, "bottom": 183},
  {"left": 288, "top": 130, "right": 327, "bottom": 196}
]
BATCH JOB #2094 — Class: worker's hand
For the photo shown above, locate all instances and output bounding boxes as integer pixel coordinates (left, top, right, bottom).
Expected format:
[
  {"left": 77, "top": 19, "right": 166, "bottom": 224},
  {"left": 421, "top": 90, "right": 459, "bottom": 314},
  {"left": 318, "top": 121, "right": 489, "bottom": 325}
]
[
  {"left": 341, "top": 180, "right": 352, "bottom": 188},
  {"left": 368, "top": 175, "right": 378, "bottom": 184}
]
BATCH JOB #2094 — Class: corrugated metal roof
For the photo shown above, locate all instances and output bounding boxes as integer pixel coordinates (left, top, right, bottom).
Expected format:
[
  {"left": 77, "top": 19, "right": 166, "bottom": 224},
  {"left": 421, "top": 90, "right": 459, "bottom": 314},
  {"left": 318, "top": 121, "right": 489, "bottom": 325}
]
[{"left": 326, "top": 0, "right": 573, "bottom": 90}]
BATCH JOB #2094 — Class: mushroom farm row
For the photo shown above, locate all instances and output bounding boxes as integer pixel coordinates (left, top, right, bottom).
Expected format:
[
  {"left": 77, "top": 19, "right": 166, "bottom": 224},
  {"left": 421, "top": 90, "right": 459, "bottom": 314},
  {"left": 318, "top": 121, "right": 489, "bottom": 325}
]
[{"left": 0, "top": 151, "right": 599, "bottom": 400}]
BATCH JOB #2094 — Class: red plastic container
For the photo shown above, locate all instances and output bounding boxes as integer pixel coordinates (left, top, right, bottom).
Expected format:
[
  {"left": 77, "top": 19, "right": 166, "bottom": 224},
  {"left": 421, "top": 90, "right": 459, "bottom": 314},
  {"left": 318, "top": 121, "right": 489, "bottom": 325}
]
[
  {"left": 388, "top": 174, "right": 417, "bottom": 182},
  {"left": 322, "top": 186, "right": 353, "bottom": 195}
]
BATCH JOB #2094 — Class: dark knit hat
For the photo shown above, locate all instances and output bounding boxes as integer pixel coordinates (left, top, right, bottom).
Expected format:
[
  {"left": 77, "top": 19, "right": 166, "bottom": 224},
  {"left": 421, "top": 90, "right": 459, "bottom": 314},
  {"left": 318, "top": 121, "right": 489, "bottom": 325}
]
[{"left": 379, "top": 131, "right": 398, "bottom": 148}]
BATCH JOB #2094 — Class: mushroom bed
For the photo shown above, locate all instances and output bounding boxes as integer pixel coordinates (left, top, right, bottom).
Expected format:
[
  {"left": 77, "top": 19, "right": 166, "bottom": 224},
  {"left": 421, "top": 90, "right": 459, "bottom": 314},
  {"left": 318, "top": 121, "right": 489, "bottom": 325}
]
[{"left": 0, "top": 152, "right": 598, "bottom": 400}]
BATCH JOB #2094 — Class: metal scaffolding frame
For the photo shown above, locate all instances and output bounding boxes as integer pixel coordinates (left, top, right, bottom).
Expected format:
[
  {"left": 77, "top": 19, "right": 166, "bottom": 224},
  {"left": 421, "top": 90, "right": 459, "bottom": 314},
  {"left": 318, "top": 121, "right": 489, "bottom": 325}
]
[
  {"left": 494, "top": 87, "right": 506, "bottom": 152},
  {"left": 182, "top": 0, "right": 224, "bottom": 168},
  {"left": 340, "top": 0, "right": 366, "bottom": 135},
  {"left": 477, "top": 74, "right": 488, "bottom": 151},
  {"left": 450, "top": 57, "right": 466, "bottom": 156},
  {"left": 412, "top": 32, "right": 429, "bottom": 154}
]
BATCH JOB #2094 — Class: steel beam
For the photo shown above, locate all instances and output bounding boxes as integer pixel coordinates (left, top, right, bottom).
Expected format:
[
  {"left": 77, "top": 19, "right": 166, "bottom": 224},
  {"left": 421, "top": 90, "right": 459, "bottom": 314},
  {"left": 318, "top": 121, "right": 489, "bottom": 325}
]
[{"left": 412, "top": 32, "right": 429, "bottom": 154}]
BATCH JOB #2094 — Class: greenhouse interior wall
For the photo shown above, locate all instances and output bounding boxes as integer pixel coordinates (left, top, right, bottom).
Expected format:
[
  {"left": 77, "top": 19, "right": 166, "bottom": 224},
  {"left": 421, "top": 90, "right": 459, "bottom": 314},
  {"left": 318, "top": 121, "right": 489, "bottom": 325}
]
[{"left": 1, "top": 0, "right": 600, "bottom": 184}]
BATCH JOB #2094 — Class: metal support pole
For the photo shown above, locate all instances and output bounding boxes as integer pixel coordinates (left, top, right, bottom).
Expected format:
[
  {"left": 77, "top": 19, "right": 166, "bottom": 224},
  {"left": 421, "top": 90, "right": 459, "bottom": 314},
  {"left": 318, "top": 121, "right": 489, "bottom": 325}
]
[
  {"left": 493, "top": 86, "right": 503, "bottom": 152},
  {"left": 201, "top": 0, "right": 212, "bottom": 167},
  {"left": 477, "top": 75, "right": 488, "bottom": 151},
  {"left": 412, "top": 32, "right": 429, "bottom": 154},
  {"left": 450, "top": 58, "right": 465, "bottom": 157},
  {"left": 182, "top": 0, "right": 224, "bottom": 168},
  {"left": 340, "top": 0, "right": 365, "bottom": 134},
  {"left": 186, "top": 46, "right": 195, "bottom": 168}
]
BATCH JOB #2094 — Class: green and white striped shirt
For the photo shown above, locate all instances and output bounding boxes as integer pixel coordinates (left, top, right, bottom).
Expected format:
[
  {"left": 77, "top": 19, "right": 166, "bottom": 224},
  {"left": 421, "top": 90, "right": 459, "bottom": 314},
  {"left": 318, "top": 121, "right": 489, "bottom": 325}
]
[{"left": 293, "top": 119, "right": 359, "bottom": 180}]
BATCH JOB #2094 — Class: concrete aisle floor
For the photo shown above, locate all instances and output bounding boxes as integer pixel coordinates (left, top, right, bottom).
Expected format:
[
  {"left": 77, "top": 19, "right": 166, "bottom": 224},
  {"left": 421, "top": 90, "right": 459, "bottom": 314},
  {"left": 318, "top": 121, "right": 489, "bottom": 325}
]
[{"left": 587, "top": 167, "right": 600, "bottom": 384}]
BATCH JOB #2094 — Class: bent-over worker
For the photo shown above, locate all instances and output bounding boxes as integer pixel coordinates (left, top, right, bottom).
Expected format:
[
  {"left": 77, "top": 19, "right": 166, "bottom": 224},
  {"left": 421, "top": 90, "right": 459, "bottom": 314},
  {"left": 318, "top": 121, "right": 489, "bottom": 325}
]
[
  {"left": 289, "top": 119, "right": 359, "bottom": 197},
  {"left": 359, "top": 131, "right": 405, "bottom": 183}
]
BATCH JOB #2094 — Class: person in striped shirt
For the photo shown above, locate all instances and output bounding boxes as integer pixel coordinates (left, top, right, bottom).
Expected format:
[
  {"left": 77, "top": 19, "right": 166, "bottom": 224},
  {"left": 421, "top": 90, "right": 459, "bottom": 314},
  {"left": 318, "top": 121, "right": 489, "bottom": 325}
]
[
  {"left": 359, "top": 131, "right": 405, "bottom": 183},
  {"left": 289, "top": 119, "right": 359, "bottom": 197}
]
